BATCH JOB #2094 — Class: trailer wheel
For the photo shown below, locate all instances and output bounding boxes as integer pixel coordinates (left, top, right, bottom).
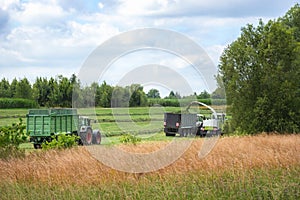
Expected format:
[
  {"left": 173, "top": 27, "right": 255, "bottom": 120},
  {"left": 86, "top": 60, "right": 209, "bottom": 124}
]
[
  {"left": 34, "top": 144, "right": 41, "bottom": 149},
  {"left": 92, "top": 130, "right": 101, "bottom": 144},
  {"left": 80, "top": 127, "right": 93, "bottom": 145}
]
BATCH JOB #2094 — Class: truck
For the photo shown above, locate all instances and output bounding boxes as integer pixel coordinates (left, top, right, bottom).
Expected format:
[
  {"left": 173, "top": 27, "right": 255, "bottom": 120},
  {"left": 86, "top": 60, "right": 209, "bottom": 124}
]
[
  {"left": 163, "top": 101, "right": 224, "bottom": 137},
  {"left": 26, "top": 108, "right": 101, "bottom": 149}
]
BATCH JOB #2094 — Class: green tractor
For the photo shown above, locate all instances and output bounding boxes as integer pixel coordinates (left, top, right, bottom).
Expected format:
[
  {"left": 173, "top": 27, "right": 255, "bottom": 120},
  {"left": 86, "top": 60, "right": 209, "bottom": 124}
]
[{"left": 26, "top": 108, "right": 101, "bottom": 149}]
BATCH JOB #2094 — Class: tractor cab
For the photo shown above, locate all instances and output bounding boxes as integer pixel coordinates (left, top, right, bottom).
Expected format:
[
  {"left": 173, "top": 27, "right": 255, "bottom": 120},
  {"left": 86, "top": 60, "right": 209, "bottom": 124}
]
[{"left": 79, "top": 116, "right": 91, "bottom": 127}]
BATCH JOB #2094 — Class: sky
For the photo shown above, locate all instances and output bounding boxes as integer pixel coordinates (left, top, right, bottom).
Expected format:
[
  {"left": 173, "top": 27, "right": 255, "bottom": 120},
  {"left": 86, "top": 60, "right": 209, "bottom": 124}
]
[{"left": 0, "top": 0, "right": 298, "bottom": 95}]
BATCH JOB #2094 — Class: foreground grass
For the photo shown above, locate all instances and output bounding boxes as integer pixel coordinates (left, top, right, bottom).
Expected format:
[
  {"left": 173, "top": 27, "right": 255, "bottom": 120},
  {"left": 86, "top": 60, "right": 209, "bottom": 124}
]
[
  {"left": 1, "top": 134, "right": 299, "bottom": 199},
  {"left": 0, "top": 166, "right": 299, "bottom": 200}
]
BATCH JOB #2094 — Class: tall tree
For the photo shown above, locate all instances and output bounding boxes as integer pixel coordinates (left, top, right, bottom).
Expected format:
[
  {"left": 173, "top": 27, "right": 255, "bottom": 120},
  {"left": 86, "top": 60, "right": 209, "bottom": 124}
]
[
  {"left": 33, "top": 77, "right": 50, "bottom": 107},
  {"left": 219, "top": 7, "right": 300, "bottom": 134},
  {"left": 98, "top": 81, "right": 112, "bottom": 108},
  {"left": 10, "top": 78, "right": 18, "bottom": 98},
  {"left": 147, "top": 88, "right": 161, "bottom": 99},
  {"left": 15, "top": 78, "right": 32, "bottom": 99},
  {"left": 197, "top": 90, "right": 210, "bottom": 99},
  {"left": 0, "top": 78, "right": 11, "bottom": 98},
  {"left": 129, "top": 84, "right": 147, "bottom": 107}
]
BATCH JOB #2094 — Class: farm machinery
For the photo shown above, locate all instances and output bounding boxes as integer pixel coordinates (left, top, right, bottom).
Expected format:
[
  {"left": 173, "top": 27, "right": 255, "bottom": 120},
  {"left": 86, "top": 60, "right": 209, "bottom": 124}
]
[
  {"left": 164, "top": 101, "right": 225, "bottom": 137},
  {"left": 26, "top": 108, "right": 101, "bottom": 149}
]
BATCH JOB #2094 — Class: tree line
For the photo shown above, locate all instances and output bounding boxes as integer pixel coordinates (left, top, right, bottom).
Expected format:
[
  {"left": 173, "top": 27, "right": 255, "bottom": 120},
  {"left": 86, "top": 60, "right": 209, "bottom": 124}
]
[{"left": 0, "top": 74, "right": 221, "bottom": 108}]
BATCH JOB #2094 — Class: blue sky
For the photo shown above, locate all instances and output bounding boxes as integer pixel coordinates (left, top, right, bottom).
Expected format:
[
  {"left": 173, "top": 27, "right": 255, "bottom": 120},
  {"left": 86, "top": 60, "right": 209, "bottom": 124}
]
[{"left": 0, "top": 0, "right": 298, "bottom": 95}]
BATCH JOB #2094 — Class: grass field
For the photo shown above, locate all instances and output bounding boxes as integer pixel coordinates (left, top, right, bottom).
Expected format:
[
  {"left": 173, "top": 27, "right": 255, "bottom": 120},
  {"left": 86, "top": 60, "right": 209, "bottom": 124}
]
[{"left": 0, "top": 134, "right": 299, "bottom": 199}]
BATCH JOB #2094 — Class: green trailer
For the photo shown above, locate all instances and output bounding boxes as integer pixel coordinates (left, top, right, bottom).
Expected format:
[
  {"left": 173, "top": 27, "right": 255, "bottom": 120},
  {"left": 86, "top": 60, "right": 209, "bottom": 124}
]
[{"left": 27, "top": 108, "right": 101, "bottom": 149}]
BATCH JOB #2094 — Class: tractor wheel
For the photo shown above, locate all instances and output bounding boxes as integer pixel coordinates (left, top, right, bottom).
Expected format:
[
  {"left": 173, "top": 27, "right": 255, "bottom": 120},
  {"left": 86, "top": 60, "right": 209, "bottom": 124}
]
[
  {"left": 80, "top": 127, "right": 93, "bottom": 145},
  {"left": 92, "top": 130, "right": 101, "bottom": 144}
]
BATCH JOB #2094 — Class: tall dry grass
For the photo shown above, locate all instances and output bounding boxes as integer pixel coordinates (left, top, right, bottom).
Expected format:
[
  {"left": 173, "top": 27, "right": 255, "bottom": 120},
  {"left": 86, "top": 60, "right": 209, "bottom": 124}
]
[{"left": 0, "top": 134, "right": 299, "bottom": 186}]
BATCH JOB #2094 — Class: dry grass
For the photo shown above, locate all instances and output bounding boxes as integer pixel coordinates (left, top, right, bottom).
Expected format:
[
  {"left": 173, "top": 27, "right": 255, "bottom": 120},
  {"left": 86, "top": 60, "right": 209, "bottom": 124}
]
[{"left": 0, "top": 134, "right": 299, "bottom": 186}]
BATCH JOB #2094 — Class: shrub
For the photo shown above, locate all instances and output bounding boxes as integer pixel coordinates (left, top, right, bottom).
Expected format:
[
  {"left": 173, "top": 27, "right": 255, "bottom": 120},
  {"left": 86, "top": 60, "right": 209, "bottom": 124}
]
[
  {"left": 119, "top": 133, "right": 141, "bottom": 145},
  {"left": 0, "top": 119, "right": 27, "bottom": 160},
  {"left": 0, "top": 98, "right": 39, "bottom": 108},
  {"left": 41, "top": 133, "right": 79, "bottom": 150}
]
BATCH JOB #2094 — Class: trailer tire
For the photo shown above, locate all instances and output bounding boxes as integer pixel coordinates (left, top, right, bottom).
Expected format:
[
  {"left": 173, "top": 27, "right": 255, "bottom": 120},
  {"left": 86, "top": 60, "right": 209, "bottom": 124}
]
[{"left": 92, "top": 130, "right": 101, "bottom": 144}]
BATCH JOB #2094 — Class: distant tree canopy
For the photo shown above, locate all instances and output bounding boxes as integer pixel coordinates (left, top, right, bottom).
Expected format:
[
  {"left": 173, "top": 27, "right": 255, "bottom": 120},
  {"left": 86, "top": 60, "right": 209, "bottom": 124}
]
[
  {"left": 219, "top": 4, "right": 300, "bottom": 134},
  {"left": 0, "top": 75, "right": 217, "bottom": 108},
  {"left": 146, "top": 89, "right": 161, "bottom": 99}
]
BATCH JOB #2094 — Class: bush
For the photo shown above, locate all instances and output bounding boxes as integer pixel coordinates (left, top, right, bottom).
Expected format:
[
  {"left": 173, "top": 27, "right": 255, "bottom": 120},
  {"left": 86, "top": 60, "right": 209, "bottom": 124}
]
[
  {"left": 0, "top": 98, "right": 39, "bottom": 108},
  {"left": 41, "top": 133, "right": 79, "bottom": 150},
  {"left": 119, "top": 133, "right": 141, "bottom": 145},
  {"left": 0, "top": 119, "right": 27, "bottom": 160}
]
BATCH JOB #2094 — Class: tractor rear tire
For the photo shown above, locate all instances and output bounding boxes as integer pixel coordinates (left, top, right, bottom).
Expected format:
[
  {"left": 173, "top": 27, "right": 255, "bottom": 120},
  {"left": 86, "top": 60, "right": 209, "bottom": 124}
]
[
  {"left": 80, "top": 127, "right": 93, "bottom": 145},
  {"left": 92, "top": 130, "right": 101, "bottom": 144}
]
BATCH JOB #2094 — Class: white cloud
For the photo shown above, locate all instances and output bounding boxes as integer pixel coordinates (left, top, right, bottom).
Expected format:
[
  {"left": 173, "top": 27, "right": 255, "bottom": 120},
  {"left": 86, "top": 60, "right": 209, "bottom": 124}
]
[
  {"left": 13, "top": 1, "right": 68, "bottom": 27},
  {"left": 0, "top": 0, "right": 19, "bottom": 10},
  {"left": 98, "top": 2, "right": 104, "bottom": 9}
]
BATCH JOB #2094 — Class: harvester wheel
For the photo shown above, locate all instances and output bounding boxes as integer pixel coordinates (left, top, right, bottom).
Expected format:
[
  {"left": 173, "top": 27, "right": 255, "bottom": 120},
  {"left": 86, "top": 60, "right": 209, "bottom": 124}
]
[
  {"left": 80, "top": 127, "right": 93, "bottom": 145},
  {"left": 92, "top": 130, "right": 101, "bottom": 144}
]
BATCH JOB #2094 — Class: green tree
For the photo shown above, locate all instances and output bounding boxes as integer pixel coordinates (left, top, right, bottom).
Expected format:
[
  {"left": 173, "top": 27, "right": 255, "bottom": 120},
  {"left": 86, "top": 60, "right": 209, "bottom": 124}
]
[
  {"left": 197, "top": 90, "right": 210, "bottom": 99},
  {"left": 111, "top": 86, "right": 129, "bottom": 107},
  {"left": 0, "top": 78, "right": 11, "bottom": 98},
  {"left": 129, "top": 84, "right": 147, "bottom": 107},
  {"left": 147, "top": 88, "right": 161, "bottom": 99},
  {"left": 98, "top": 81, "right": 112, "bottom": 107},
  {"left": 166, "top": 91, "right": 181, "bottom": 99},
  {"left": 219, "top": 8, "right": 300, "bottom": 134},
  {"left": 211, "top": 75, "right": 226, "bottom": 99},
  {"left": 280, "top": 3, "right": 300, "bottom": 41},
  {"left": 33, "top": 77, "right": 50, "bottom": 107},
  {"left": 57, "top": 75, "right": 72, "bottom": 107},
  {"left": 15, "top": 78, "right": 32, "bottom": 99},
  {"left": 47, "top": 77, "right": 59, "bottom": 107},
  {"left": 10, "top": 78, "right": 18, "bottom": 98}
]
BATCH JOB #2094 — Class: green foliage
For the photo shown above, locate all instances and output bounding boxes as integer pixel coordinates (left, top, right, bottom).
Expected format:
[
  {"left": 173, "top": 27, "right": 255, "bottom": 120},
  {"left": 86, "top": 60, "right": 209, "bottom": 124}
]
[
  {"left": 280, "top": 3, "right": 300, "bottom": 41},
  {"left": 41, "top": 133, "right": 79, "bottom": 150},
  {"left": 219, "top": 6, "right": 300, "bottom": 134},
  {"left": 119, "top": 133, "right": 141, "bottom": 145},
  {"left": 197, "top": 90, "right": 211, "bottom": 99},
  {"left": 147, "top": 88, "right": 161, "bottom": 98},
  {"left": 0, "top": 98, "right": 38, "bottom": 108},
  {"left": 15, "top": 78, "right": 32, "bottom": 99},
  {"left": 0, "top": 78, "right": 11, "bottom": 98},
  {"left": 129, "top": 84, "right": 148, "bottom": 107},
  {"left": 0, "top": 119, "right": 27, "bottom": 160}
]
